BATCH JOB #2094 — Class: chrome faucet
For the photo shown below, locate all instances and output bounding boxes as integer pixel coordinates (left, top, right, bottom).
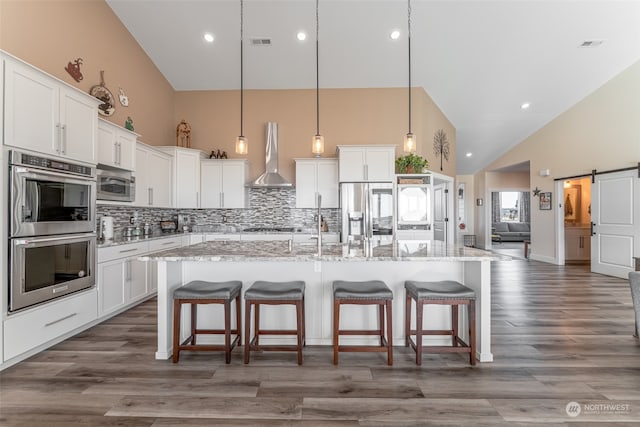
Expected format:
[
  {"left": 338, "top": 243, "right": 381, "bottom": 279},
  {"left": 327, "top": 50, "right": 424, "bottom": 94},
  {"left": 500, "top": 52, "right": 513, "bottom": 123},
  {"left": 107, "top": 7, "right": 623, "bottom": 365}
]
[{"left": 317, "top": 193, "right": 322, "bottom": 256}]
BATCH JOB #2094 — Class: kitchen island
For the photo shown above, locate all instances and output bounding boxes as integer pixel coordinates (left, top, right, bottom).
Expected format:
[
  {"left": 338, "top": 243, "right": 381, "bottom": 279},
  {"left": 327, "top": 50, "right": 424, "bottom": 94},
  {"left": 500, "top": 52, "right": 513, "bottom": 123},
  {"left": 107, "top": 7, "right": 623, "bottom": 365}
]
[{"left": 143, "top": 240, "right": 508, "bottom": 363}]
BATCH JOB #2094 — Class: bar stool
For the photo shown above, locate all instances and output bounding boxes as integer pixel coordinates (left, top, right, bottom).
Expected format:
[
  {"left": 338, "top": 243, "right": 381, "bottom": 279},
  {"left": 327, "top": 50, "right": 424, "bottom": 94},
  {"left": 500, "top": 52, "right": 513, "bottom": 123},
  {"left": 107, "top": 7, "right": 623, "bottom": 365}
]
[
  {"left": 333, "top": 280, "right": 393, "bottom": 365},
  {"left": 172, "top": 280, "right": 242, "bottom": 364},
  {"left": 404, "top": 280, "right": 476, "bottom": 366},
  {"left": 244, "top": 281, "right": 305, "bottom": 365}
]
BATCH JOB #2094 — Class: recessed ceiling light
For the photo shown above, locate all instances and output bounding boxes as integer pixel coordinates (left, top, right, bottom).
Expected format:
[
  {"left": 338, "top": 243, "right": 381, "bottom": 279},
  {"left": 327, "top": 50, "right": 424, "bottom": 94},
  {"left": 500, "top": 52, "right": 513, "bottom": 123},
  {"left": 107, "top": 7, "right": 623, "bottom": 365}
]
[
  {"left": 203, "top": 33, "right": 214, "bottom": 43},
  {"left": 579, "top": 40, "right": 604, "bottom": 48},
  {"left": 465, "top": 152, "right": 473, "bottom": 157},
  {"left": 297, "top": 32, "right": 307, "bottom": 41},
  {"left": 520, "top": 102, "right": 530, "bottom": 110},
  {"left": 390, "top": 30, "right": 400, "bottom": 40}
]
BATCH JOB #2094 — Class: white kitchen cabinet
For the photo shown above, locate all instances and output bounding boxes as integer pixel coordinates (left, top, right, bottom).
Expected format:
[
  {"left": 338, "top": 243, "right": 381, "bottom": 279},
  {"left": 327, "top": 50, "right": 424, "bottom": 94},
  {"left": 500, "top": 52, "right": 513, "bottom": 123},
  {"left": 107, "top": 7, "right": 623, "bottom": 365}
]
[
  {"left": 157, "top": 147, "right": 206, "bottom": 208},
  {"left": 97, "top": 241, "right": 150, "bottom": 317},
  {"left": 292, "top": 232, "right": 340, "bottom": 244},
  {"left": 205, "top": 233, "right": 242, "bottom": 242},
  {"left": 97, "top": 118, "right": 137, "bottom": 171},
  {"left": 3, "top": 54, "right": 99, "bottom": 164},
  {"left": 3, "top": 289, "right": 98, "bottom": 362},
  {"left": 147, "top": 235, "right": 188, "bottom": 293},
  {"left": 336, "top": 145, "right": 396, "bottom": 182},
  {"left": 241, "top": 234, "right": 292, "bottom": 241},
  {"left": 134, "top": 142, "right": 172, "bottom": 207},
  {"left": 200, "top": 159, "right": 249, "bottom": 208},
  {"left": 295, "top": 159, "right": 339, "bottom": 208},
  {"left": 565, "top": 227, "right": 591, "bottom": 262}
]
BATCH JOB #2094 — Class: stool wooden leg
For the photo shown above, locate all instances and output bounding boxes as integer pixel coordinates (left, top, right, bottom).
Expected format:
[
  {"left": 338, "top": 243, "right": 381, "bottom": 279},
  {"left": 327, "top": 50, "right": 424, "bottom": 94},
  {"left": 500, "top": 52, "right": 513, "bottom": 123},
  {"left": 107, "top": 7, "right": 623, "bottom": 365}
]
[
  {"left": 224, "top": 300, "right": 231, "bottom": 364},
  {"left": 333, "top": 299, "right": 340, "bottom": 365},
  {"left": 235, "top": 294, "right": 242, "bottom": 347},
  {"left": 244, "top": 300, "right": 251, "bottom": 364},
  {"left": 254, "top": 303, "right": 260, "bottom": 347},
  {"left": 405, "top": 293, "right": 411, "bottom": 347},
  {"left": 386, "top": 300, "right": 393, "bottom": 366},
  {"left": 172, "top": 299, "right": 181, "bottom": 363},
  {"left": 378, "top": 304, "right": 385, "bottom": 347},
  {"left": 302, "top": 295, "right": 307, "bottom": 346},
  {"left": 452, "top": 305, "right": 459, "bottom": 347},
  {"left": 469, "top": 300, "right": 477, "bottom": 366},
  {"left": 296, "top": 300, "right": 303, "bottom": 365},
  {"left": 190, "top": 303, "right": 197, "bottom": 345},
  {"left": 416, "top": 300, "right": 423, "bottom": 366}
]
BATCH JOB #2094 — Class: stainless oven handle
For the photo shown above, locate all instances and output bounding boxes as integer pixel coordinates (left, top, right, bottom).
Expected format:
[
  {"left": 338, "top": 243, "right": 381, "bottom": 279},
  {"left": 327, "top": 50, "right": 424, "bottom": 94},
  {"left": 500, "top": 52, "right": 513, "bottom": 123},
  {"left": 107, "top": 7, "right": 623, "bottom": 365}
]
[
  {"left": 14, "top": 233, "right": 96, "bottom": 245},
  {"left": 13, "top": 166, "right": 96, "bottom": 182}
]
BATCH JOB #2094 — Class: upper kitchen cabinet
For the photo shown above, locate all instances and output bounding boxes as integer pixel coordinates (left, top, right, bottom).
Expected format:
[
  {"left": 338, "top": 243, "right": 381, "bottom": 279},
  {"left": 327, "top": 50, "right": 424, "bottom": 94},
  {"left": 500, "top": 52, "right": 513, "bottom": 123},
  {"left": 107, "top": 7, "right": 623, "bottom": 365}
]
[
  {"left": 2, "top": 54, "right": 99, "bottom": 164},
  {"left": 134, "top": 142, "right": 172, "bottom": 207},
  {"left": 295, "top": 158, "right": 339, "bottom": 208},
  {"left": 336, "top": 145, "right": 396, "bottom": 182},
  {"left": 200, "top": 159, "right": 249, "bottom": 209},
  {"left": 157, "top": 146, "right": 207, "bottom": 208},
  {"left": 97, "top": 119, "right": 137, "bottom": 171}
]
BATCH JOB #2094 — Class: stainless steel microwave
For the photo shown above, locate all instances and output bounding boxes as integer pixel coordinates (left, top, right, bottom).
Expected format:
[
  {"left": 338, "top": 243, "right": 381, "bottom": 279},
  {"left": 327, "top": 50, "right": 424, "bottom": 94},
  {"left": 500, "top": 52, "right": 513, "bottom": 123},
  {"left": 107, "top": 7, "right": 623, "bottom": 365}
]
[{"left": 96, "top": 168, "right": 135, "bottom": 202}]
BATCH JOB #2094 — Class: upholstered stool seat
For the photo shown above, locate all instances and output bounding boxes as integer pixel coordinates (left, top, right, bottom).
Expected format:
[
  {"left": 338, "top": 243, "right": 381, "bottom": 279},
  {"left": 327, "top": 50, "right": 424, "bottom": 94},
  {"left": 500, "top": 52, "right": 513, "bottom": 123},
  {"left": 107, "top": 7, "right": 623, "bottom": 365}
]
[
  {"left": 244, "top": 281, "right": 306, "bottom": 365},
  {"left": 332, "top": 280, "right": 393, "bottom": 365},
  {"left": 172, "top": 280, "right": 242, "bottom": 364},
  {"left": 404, "top": 280, "right": 476, "bottom": 366}
]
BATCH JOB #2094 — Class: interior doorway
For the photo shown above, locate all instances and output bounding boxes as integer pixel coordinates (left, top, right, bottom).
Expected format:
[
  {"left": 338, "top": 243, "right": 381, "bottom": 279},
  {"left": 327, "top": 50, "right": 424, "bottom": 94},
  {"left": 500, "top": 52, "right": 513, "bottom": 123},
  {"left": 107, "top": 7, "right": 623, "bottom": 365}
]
[{"left": 562, "top": 177, "right": 592, "bottom": 265}]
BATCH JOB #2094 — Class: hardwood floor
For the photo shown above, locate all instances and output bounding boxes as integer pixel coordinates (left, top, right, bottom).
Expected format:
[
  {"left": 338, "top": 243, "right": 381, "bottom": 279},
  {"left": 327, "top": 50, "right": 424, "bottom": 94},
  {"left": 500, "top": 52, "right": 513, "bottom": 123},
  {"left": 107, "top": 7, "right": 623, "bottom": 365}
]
[{"left": 1, "top": 260, "right": 639, "bottom": 425}]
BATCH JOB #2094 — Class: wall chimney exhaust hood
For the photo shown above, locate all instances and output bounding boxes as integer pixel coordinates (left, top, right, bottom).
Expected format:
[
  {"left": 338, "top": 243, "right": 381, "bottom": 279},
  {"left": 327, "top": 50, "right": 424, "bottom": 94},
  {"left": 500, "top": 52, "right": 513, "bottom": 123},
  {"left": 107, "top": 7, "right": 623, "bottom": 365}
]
[{"left": 251, "top": 122, "right": 293, "bottom": 188}]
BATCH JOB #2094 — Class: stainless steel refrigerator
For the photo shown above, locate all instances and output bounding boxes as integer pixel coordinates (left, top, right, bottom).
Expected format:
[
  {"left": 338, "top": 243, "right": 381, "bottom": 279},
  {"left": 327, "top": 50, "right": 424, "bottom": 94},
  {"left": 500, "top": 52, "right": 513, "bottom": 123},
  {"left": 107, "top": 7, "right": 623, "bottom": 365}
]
[{"left": 340, "top": 182, "right": 394, "bottom": 243}]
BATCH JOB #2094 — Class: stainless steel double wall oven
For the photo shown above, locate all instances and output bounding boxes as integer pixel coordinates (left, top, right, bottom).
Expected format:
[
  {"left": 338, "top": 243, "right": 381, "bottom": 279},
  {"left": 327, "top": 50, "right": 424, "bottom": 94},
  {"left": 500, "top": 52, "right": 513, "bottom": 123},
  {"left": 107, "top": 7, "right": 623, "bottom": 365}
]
[{"left": 8, "top": 150, "right": 96, "bottom": 312}]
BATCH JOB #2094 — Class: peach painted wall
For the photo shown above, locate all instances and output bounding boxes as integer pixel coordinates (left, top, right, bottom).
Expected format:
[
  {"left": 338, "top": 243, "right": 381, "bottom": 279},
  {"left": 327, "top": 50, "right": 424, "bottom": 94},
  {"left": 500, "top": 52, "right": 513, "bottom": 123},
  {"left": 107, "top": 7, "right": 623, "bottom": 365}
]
[
  {"left": 0, "top": 0, "right": 175, "bottom": 146},
  {"left": 174, "top": 87, "right": 456, "bottom": 182}
]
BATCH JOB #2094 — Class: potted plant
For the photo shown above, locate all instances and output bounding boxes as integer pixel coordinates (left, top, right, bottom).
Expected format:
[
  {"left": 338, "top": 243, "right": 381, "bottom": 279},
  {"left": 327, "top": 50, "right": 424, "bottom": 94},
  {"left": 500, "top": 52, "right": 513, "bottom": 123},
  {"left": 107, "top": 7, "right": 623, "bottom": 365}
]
[{"left": 395, "top": 153, "right": 429, "bottom": 173}]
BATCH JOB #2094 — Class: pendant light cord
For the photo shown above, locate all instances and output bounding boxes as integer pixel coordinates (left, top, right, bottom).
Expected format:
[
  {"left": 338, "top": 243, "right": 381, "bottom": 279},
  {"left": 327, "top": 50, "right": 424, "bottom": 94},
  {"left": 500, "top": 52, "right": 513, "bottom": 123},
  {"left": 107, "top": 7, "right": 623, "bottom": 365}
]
[
  {"left": 316, "top": 0, "right": 320, "bottom": 136},
  {"left": 240, "top": 0, "right": 245, "bottom": 137},
  {"left": 408, "top": 0, "right": 412, "bottom": 134}
]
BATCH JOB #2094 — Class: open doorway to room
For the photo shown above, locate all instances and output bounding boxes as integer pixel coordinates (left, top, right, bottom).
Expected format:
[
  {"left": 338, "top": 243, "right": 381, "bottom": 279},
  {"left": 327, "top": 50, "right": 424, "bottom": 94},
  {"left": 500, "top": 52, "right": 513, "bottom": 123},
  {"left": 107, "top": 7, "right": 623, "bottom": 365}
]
[
  {"left": 490, "top": 191, "right": 531, "bottom": 259},
  {"left": 561, "top": 177, "right": 592, "bottom": 264}
]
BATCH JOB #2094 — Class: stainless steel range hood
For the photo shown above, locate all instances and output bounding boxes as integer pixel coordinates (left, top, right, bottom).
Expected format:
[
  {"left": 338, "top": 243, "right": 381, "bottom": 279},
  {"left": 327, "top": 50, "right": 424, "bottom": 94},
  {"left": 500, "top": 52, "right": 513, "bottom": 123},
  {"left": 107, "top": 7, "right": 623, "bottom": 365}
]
[{"left": 251, "top": 122, "right": 293, "bottom": 188}]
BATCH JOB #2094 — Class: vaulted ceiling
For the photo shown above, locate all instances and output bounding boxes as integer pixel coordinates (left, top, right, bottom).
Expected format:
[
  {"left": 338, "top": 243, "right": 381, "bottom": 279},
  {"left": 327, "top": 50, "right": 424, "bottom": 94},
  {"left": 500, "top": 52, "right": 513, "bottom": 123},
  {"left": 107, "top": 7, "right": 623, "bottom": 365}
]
[{"left": 107, "top": 0, "right": 640, "bottom": 174}]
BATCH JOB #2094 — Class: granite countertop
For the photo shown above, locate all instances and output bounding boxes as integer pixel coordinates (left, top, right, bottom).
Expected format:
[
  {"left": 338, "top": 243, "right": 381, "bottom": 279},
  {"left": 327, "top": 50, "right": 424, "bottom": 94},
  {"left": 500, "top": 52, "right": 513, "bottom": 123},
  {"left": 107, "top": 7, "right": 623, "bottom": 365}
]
[
  {"left": 140, "top": 240, "right": 509, "bottom": 262},
  {"left": 97, "top": 232, "right": 189, "bottom": 248},
  {"left": 97, "top": 229, "right": 339, "bottom": 249}
]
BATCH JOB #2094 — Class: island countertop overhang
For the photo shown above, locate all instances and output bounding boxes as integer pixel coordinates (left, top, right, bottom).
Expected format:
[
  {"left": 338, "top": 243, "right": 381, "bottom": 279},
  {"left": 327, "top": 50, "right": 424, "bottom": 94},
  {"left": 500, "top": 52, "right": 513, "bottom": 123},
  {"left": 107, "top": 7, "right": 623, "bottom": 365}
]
[{"left": 140, "top": 240, "right": 509, "bottom": 262}]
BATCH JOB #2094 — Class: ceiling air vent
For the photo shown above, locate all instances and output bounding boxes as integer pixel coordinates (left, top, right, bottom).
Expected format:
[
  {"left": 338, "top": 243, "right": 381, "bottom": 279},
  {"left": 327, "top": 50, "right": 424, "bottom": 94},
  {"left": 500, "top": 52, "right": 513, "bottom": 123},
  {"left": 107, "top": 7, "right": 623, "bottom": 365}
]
[
  {"left": 251, "top": 38, "right": 272, "bottom": 46},
  {"left": 579, "top": 40, "right": 604, "bottom": 48}
]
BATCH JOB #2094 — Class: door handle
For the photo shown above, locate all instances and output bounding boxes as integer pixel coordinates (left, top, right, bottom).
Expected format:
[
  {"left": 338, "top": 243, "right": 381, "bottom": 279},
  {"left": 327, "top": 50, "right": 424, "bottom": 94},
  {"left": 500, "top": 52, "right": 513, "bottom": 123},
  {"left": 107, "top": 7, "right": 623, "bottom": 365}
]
[
  {"left": 114, "top": 143, "right": 119, "bottom": 164},
  {"left": 61, "top": 124, "right": 67, "bottom": 155},
  {"left": 590, "top": 222, "right": 596, "bottom": 236},
  {"left": 55, "top": 123, "right": 61, "bottom": 153}
]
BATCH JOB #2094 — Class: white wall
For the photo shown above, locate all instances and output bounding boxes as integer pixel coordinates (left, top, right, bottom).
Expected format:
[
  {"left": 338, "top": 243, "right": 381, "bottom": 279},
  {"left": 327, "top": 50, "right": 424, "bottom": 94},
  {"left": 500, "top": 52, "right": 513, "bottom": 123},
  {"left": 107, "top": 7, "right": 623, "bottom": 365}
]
[{"left": 475, "top": 59, "right": 640, "bottom": 260}]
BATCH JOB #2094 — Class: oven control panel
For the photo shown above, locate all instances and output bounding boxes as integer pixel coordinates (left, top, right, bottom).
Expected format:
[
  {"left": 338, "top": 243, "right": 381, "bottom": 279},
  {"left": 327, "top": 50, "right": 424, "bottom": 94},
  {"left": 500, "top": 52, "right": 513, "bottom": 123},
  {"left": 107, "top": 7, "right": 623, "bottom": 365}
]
[{"left": 10, "top": 150, "right": 95, "bottom": 178}]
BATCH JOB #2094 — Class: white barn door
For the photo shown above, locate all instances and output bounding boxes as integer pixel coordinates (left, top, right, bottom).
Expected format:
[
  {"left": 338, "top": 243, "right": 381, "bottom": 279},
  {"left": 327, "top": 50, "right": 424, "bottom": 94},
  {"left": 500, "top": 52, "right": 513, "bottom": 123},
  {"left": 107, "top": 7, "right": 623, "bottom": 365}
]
[{"left": 591, "top": 169, "right": 640, "bottom": 278}]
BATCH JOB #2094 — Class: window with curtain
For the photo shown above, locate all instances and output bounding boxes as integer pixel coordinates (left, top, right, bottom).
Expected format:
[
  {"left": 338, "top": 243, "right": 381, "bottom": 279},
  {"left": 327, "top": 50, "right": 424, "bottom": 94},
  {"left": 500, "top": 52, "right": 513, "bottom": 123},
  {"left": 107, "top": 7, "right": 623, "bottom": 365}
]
[{"left": 492, "top": 191, "right": 531, "bottom": 223}]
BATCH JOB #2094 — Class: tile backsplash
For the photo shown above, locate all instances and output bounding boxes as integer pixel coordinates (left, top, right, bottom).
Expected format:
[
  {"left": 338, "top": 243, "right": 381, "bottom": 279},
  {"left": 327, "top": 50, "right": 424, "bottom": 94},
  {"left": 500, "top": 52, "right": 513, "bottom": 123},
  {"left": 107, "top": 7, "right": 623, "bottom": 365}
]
[{"left": 97, "top": 187, "right": 339, "bottom": 238}]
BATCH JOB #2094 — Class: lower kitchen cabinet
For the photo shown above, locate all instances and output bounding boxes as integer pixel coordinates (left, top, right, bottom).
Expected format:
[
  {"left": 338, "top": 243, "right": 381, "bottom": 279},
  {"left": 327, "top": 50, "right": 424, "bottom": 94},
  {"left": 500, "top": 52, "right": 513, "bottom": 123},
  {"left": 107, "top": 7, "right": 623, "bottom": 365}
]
[
  {"left": 3, "top": 289, "right": 98, "bottom": 361},
  {"left": 97, "top": 241, "right": 150, "bottom": 317}
]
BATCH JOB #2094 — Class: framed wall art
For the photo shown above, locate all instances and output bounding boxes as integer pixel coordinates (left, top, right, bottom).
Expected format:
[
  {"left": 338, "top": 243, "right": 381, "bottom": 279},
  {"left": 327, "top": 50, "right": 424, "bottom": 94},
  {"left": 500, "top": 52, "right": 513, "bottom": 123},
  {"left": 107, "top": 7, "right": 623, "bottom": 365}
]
[{"left": 539, "top": 192, "right": 552, "bottom": 210}]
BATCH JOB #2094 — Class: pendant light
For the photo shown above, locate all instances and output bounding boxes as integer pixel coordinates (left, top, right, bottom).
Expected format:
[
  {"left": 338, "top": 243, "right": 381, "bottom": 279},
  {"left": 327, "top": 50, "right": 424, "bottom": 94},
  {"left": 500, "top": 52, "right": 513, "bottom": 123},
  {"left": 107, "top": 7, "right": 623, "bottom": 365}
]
[
  {"left": 311, "top": 0, "right": 324, "bottom": 157},
  {"left": 403, "top": 0, "right": 416, "bottom": 153},
  {"left": 235, "top": 0, "right": 248, "bottom": 155}
]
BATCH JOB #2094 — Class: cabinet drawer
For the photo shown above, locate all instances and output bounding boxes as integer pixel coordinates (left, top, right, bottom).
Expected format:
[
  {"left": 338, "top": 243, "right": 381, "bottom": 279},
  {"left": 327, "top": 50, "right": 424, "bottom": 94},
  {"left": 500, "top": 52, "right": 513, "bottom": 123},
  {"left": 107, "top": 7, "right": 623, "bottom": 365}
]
[
  {"left": 98, "top": 242, "right": 149, "bottom": 263},
  {"left": 149, "top": 236, "right": 182, "bottom": 252},
  {"left": 3, "top": 289, "right": 98, "bottom": 361}
]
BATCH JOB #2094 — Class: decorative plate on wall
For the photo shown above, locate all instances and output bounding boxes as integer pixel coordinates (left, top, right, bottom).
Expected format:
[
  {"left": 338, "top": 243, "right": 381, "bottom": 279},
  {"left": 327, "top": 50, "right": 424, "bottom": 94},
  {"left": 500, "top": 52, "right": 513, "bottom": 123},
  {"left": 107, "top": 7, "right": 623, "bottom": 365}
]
[{"left": 90, "top": 70, "right": 115, "bottom": 116}]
